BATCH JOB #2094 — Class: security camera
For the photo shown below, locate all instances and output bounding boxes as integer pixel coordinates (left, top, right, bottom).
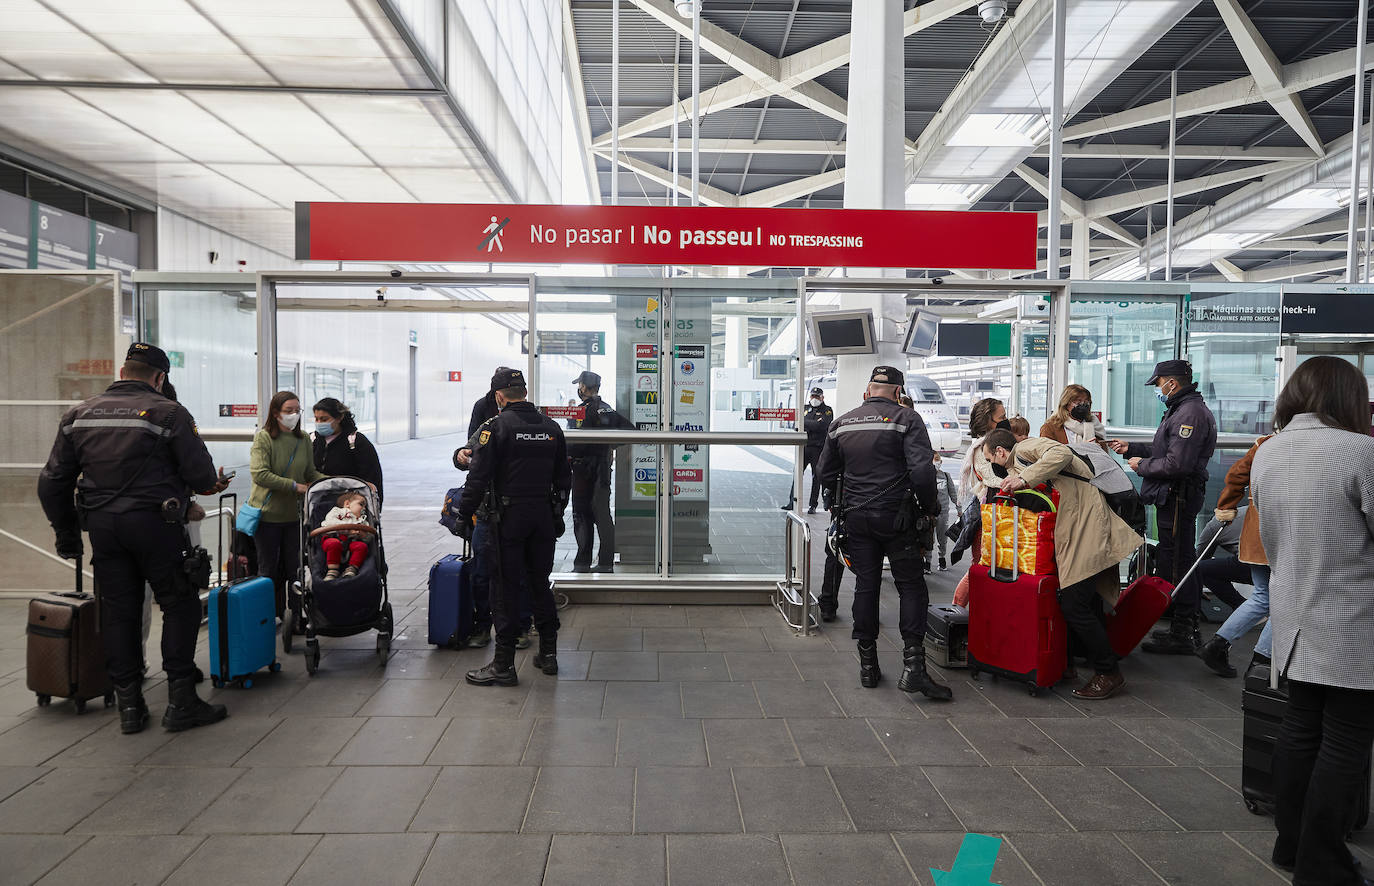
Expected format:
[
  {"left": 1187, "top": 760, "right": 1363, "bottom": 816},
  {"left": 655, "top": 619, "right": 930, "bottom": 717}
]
[
  {"left": 978, "top": 0, "right": 1007, "bottom": 24},
  {"left": 207, "top": 251, "right": 219, "bottom": 264},
  {"left": 674, "top": 0, "right": 697, "bottom": 17},
  {"left": 376, "top": 287, "right": 388, "bottom": 301},
  {"left": 932, "top": 276, "right": 945, "bottom": 286},
  {"left": 389, "top": 268, "right": 402, "bottom": 278}
]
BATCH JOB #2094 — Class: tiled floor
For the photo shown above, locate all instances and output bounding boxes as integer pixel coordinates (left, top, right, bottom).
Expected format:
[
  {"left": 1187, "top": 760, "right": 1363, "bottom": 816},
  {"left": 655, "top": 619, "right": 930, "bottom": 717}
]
[{"left": 0, "top": 435, "right": 1367, "bottom": 885}]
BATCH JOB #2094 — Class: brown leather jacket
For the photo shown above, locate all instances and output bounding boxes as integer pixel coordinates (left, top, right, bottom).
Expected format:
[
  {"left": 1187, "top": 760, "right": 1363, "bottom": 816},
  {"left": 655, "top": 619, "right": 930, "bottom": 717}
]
[{"left": 1217, "top": 435, "right": 1272, "bottom": 565}]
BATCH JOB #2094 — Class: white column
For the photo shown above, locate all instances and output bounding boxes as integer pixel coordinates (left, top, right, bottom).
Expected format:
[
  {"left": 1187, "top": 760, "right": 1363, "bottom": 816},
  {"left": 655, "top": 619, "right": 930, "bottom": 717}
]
[
  {"left": 1046, "top": 0, "right": 1066, "bottom": 280},
  {"left": 1070, "top": 218, "right": 1091, "bottom": 279},
  {"left": 1351, "top": 0, "right": 1371, "bottom": 282},
  {"left": 611, "top": 0, "right": 620, "bottom": 206},
  {"left": 837, "top": 0, "right": 906, "bottom": 411}
]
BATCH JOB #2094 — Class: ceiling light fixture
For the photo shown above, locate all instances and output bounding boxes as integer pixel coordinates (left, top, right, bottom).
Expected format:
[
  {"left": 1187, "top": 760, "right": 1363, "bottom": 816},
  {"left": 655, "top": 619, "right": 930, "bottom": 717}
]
[
  {"left": 978, "top": 0, "right": 1008, "bottom": 24},
  {"left": 675, "top": 0, "right": 698, "bottom": 17}
]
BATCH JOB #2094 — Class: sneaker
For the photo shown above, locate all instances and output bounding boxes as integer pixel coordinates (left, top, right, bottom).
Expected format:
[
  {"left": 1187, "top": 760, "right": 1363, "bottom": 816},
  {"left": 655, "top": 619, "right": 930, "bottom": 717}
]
[
  {"left": 515, "top": 631, "right": 532, "bottom": 650},
  {"left": 324, "top": 568, "right": 339, "bottom": 581},
  {"left": 342, "top": 565, "right": 358, "bottom": 579}
]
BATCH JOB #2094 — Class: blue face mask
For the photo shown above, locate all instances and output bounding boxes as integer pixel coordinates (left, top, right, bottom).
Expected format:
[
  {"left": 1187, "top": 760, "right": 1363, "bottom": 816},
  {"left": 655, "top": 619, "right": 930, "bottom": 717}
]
[{"left": 315, "top": 422, "right": 335, "bottom": 436}]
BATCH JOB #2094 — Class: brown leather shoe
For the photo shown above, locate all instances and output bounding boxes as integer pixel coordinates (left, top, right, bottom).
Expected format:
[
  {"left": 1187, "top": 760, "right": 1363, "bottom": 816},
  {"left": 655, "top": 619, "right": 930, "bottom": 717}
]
[{"left": 1071, "top": 672, "right": 1125, "bottom": 700}]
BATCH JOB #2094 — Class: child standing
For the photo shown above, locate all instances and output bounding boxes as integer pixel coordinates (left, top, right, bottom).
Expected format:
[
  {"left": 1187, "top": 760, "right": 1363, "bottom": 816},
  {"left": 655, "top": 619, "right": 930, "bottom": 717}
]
[{"left": 317, "top": 491, "right": 374, "bottom": 580}]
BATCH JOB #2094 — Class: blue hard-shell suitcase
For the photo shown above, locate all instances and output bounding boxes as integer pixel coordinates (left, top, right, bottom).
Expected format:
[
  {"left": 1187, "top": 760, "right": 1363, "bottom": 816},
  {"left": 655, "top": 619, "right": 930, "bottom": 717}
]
[
  {"left": 428, "top": 552, "right": 473, "bottom": 648},
  {"left": 208, "top": 576, "right": 281, "bottom": 688}
]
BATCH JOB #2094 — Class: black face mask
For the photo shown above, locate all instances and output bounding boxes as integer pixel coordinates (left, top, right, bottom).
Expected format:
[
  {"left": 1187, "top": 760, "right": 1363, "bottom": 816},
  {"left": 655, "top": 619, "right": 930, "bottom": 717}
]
[
  {"left": 990, "top": 463, "right": 1009, "bottom": 479},
  {"left": 1069, "top": 403, "right": 1092, "bottom": 422},
  {"left": 995, "top": 418, "right": 1012, "bottom": 432}
]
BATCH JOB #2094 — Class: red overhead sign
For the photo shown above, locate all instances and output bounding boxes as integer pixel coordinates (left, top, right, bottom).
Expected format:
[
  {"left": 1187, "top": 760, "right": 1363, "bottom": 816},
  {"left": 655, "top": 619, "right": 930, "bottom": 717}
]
[
  {"left": 296, "top": 202, "right": 1037, "bottom": 270},
  {"left": 745, "top": 407, "right": 797, "bottom": 422}
]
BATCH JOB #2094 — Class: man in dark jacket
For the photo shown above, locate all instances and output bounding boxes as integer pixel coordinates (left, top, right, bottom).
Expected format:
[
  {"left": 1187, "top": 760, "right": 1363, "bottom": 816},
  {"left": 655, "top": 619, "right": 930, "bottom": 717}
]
[
  {"left": 1109, "top": 359, "right": 1218, "bottom": 654},
  {"left": 468, "top": 381, "right": 504, "bottom": 439},
  {"left": 567, "top": 371, "right": 632, "bottom": 573},
  {"left": 817, "top": 365, "right": 951, "bottom": 701},
  {"left": 784, "top": 387, "right": 834, "bottom": 513},
  {"left": 38, "top": 343, "right": 230, "bottom": 735},
  {"left": 458, "top": 367, "right": 571, "bottom": 687}
]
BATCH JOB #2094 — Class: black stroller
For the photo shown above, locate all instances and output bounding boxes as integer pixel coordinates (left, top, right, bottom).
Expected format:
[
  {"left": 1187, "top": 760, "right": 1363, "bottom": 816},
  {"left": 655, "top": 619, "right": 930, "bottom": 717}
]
[{"left": 285, "top": 476, "right": 393, "bottom": 674}]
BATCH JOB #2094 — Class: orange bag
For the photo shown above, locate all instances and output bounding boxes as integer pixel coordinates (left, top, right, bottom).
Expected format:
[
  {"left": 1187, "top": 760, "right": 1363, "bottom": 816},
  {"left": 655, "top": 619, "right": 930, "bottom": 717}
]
[{"left": 978, "top": 487, "right": 1059, "bottom": 577}]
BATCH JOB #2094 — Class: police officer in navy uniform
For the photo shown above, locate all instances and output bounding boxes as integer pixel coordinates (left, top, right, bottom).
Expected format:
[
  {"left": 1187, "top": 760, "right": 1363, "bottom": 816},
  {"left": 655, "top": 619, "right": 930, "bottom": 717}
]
[
  {"left": 459, "top": 367, "right": 572, "bottom": 686},
  {"left": 567, "top": 370, "right": 631, "bottom": 573},
  {"left": 1109, "top": 358, "right": 1218, "bottom": 654},
  {"left": 784, "top": 387, "right": 834, "bottom": 513},
  {"left": 38, "top": 343, "right": 231, "bottom": 734},
  {"left": 817, "top": 366, "right": 952, "bottom": 700}
]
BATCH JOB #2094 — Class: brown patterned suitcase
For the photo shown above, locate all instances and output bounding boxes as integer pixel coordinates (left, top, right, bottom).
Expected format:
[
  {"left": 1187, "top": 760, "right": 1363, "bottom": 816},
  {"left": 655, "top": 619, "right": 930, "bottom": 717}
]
[{"left": 26, "top": 568, "right": 113, "bottom": 713}]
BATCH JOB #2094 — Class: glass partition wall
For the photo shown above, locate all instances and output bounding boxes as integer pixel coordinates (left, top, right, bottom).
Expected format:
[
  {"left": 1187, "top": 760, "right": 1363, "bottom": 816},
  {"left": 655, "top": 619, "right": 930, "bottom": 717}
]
[
  {"left": 532, "top": 277, "right": 804, "bottom": 587},
  {"left": 0, "top": 271, "right": 123, "bottom": 594}
]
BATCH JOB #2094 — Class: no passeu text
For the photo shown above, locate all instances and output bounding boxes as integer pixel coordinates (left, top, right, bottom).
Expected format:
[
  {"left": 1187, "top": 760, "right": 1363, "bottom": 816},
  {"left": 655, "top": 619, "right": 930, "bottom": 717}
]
[{"left": 536, "top": 224, "right": 763, "bottom": 249}]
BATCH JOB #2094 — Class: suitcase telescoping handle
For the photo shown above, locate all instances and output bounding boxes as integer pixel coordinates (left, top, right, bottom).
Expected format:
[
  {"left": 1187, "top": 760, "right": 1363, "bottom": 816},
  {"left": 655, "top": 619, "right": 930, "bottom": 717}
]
[
  {"left": 1166, "top": 522, "right": 1230, "bottom": 600},
  {"left": 990, "top": 488, "right": 1057, "bottom": 583},
  {"left": 218, "top": 492, "right": 236, "bottom": 586}
]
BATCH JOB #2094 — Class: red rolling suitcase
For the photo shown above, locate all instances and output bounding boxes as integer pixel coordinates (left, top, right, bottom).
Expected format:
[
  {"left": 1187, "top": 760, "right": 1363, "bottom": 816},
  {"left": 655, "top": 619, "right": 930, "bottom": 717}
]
[
  {"left": 967, "top": 494, "right": 1066, "bottom": 695},
  {"left": 1106, "top": 524, "right": 1227, "bottom": 658}
]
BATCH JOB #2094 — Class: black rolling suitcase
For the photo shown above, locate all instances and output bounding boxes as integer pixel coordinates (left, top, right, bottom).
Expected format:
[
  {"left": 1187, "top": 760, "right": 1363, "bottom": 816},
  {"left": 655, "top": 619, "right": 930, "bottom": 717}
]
[{"left": 1241, "top": 660, "right": 1371, "bottom": 829}]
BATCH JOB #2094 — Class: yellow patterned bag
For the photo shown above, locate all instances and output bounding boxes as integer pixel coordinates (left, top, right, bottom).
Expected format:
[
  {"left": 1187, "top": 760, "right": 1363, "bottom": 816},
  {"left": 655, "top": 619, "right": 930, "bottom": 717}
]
[{"left": 978, "top": 487, "right": 1059, "bottom": 576}]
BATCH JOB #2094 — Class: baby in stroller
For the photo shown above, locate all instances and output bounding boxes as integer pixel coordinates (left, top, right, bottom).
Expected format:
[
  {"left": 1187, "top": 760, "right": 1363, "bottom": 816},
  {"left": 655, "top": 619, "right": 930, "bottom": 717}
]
[{"left": 312, "top": 491, "right": 376, "bottom": 581}]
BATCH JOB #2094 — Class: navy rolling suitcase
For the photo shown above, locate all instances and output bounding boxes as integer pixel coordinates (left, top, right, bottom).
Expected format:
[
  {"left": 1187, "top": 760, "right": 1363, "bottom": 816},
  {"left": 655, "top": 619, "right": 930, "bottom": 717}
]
[
  {"left": 429, "top": 546, "right": 473, "bottom": 649},
  {"left": 208, "top": 576, "right": 280, "bottom": 688}
]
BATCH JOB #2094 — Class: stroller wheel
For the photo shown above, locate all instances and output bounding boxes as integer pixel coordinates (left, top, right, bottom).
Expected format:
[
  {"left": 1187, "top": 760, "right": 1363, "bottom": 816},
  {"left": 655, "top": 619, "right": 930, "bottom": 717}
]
[
  {"left": 305, "top": 641, "right": 320, "bottom": 676},
  {"left": 281, "top": 610, "right": 294, "bottom": 654}
]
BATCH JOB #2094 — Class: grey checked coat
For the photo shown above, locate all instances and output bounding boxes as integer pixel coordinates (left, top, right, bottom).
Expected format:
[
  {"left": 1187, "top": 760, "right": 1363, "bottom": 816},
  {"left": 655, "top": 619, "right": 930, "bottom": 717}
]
[{"left": 1252, "top": 413, "right": 1374, "bottom": 691}]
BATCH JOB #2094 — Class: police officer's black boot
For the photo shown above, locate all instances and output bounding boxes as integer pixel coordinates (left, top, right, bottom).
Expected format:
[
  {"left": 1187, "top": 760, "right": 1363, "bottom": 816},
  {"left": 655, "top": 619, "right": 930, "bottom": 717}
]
[
  {"left": 897, "top": 643, "right": 953, "bottom": 700},
  {"left": 857, "top": 640, "right": 881, "bottom": 688},
  {"left": 162, "top": 675, "right": 227, "bottom": 732},
  {"left": 533, "top": 632, "right": 558, "bottom": 676},
  {"left": 466, "top": 642, "right": 518, "bottom": 686},
  {"left": 1198, "top": 634, "right": 1237, "bottom": 677},
  {"left": 113, "top": 679, "right": 149, "bottom": 735},
  {"left": 1141, "top": 611, "right": 1200, "bottom": 655}
]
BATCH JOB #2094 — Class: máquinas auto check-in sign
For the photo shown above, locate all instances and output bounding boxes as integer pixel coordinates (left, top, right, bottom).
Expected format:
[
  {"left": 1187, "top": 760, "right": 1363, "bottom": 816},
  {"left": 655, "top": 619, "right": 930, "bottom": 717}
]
[{"left": 295, "top": 202, "right": 1037, "bottom": 270}]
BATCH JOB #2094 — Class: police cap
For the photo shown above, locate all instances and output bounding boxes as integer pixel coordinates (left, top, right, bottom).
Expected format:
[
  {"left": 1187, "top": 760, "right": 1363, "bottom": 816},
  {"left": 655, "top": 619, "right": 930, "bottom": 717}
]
[
  {"left": 574, "top": 371, "right": 602, "bottom": 388},
  {"left": 869, "top": 365, "right": 905, "bottom": 387},
  {"left": 1145, "top": 359, "right": 1192, "bottom": 385},
  {"left": 126, "top": 342, "right": 171, "bottom": 374},
  {"left": 491, "top": 366, "right": 526, "bottom": 390},
  {"left": 810, "top": 386, "right": 824, "bottom": 395}
]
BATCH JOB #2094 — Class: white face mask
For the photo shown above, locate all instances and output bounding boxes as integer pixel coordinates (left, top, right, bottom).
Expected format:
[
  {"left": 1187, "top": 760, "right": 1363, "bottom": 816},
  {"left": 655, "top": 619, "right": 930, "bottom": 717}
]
[
  {"left": 809, "top": 398, "right": 821, "bottom": 407},
  {"left": 278, "top": 412, "right": 301, "bottom": 431}
]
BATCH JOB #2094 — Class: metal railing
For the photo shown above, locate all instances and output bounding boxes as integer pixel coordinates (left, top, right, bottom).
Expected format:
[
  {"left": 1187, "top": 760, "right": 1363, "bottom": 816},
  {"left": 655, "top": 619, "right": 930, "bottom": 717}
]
[{"left": 773, "top": 510, "right": 817, "bottom": 636}]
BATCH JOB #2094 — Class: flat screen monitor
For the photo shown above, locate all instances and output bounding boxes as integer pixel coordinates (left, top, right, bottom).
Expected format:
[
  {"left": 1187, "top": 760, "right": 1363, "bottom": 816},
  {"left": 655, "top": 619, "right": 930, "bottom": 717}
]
[
  {"left": 903, "top": 310, "right": 940, "bottom": 357},
  {"left": 807, "top": 309, "right": 876, "bottom": 356},
  {"left": 754, "top": 356, "right": 792, "bottom": 379}
]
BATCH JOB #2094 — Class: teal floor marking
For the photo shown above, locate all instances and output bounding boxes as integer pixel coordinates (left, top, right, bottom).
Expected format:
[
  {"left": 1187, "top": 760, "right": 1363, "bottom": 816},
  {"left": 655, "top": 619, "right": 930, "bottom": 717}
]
[{"left": 930, "top": 833, "right": 1004, "bottom": 886}]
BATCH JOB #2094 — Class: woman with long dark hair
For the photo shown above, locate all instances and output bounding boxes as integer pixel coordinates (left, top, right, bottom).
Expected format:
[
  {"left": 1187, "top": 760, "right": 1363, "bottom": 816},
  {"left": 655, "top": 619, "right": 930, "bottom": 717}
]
[
  {"left": 249, "top": 391, "right": 325, "bottom": 622},
  {"left": 1252, "top": 356, "right": 1374, "bottom": 884},
  {"left": 312, "top": 398, "right": 383, "bottom": 502}
]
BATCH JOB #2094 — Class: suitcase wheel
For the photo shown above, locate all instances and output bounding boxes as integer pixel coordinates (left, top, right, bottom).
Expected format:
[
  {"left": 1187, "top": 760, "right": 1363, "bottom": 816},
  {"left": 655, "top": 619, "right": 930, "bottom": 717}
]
[
  {"left": 270, "top": 661, "right": 282, "bottom": 673},
  {"left": 1028, "top": 687, "right": 1040, "bottom": 697},
  {"left": 35, "top": 693, "right": 51, "bottom": 707},
  {"left": 104, "top": 693, "right": 115, "bottom": 708},
  {"left": 242, "top": 678, "right": 253, "bottom": 689},
  {"left": 211, "top": 676, "right": 224, "bottom": 689},
  {"left": 1244, "top": 799, "right": 1263, "bottom": 816},
  {"left": 74, "top": 698, "right": 87, "bottom": 714}
]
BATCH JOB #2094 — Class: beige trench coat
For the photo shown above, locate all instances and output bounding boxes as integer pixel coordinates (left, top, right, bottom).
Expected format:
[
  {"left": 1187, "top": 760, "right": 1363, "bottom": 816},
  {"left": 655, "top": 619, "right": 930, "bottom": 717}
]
[{"left": 1006, "top": 437, "right": 1139, "bottom": 603}]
